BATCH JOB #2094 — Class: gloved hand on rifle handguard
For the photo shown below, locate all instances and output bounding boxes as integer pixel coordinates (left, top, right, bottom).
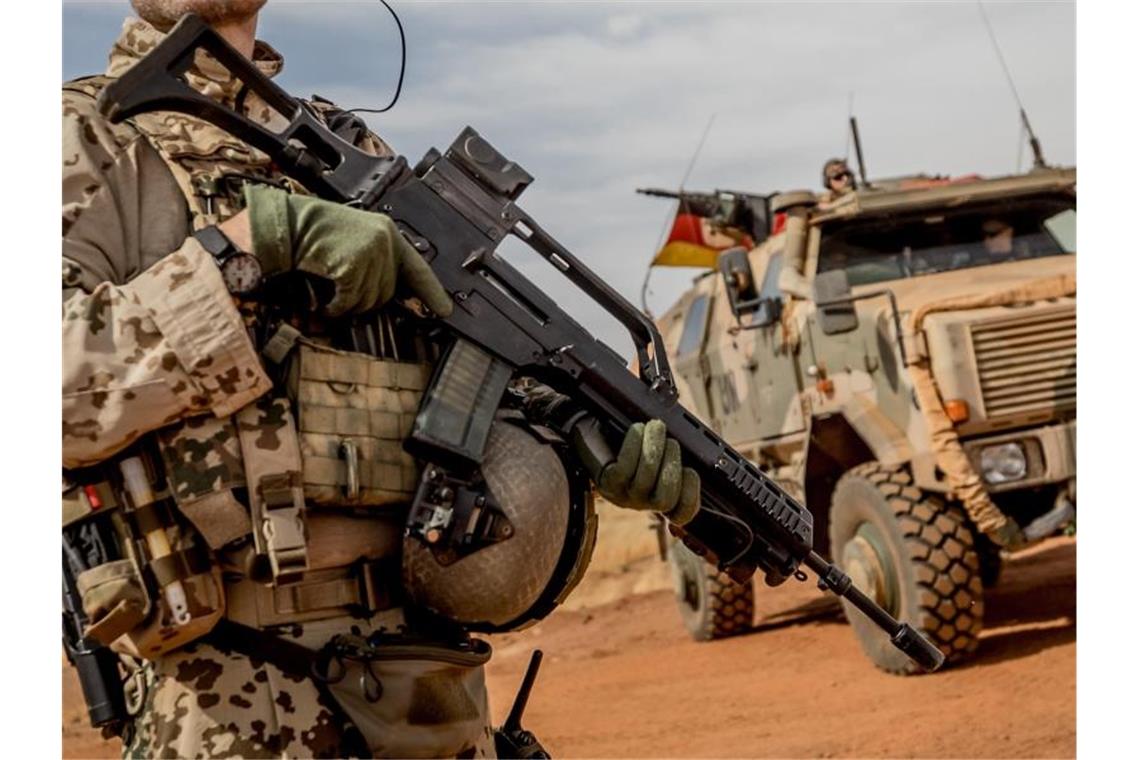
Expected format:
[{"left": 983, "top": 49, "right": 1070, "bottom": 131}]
[
  {"left": 514, "top": 379, "right": 701, "bottom": 525},
  {"left": 590, "top": 420, "right": 701, "bottom": 526},
  {"left": 243, "top": 184, "right": 453, "bottom": 318}
]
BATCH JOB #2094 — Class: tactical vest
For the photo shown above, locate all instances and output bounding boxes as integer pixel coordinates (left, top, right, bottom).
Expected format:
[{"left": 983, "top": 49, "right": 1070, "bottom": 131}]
[{"left": 63, "top": 76, "right": 432, "bottom": 645}]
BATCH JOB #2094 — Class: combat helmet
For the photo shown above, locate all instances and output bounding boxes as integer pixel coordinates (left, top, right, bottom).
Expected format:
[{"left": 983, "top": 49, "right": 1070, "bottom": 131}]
[{"left": 402, "top": 419, "right": 597, "bottom": 632}]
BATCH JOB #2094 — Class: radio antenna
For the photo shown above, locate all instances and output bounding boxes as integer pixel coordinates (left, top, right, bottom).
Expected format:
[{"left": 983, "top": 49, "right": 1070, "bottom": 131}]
[
  {"left": 849, "top": 116, "right": 869, "bottom": 188},
  {"left": 347, "top": 0, "right": 406, "bottom": 115},
  {"left": 976, "top": 1, "right": 1046, "bottom": 169},
  {"left": 639, "top": 114, "right": 717, "bottom": 316},
  {"left": 843, "top": 91, "right": 854, "bottom": 160}
]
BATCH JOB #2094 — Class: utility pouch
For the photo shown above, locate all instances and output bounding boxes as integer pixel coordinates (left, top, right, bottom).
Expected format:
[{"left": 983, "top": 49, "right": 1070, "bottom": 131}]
[
  {"left": 287, "top": 338, "right": 431, "bottom": 508},
  {"left": 109, "top": 456, "right": 226, "bottom": 660},
  {"left": 317, "top": 634, "right": 493, "bottom": 759},
  {"left": 76, "top": 559, "right": 148, "bottom": 647}
]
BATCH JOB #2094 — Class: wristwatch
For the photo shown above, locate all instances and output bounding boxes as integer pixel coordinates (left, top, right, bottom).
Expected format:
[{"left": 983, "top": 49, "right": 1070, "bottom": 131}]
[{"left": 194, "top": 225, "right": 263, "bottom": 295}]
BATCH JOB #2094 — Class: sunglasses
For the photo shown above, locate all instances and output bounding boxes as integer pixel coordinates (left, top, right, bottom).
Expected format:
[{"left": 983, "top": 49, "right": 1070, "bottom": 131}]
[{"left": 829, "top": 172, "right": 852, "bottom": 182}]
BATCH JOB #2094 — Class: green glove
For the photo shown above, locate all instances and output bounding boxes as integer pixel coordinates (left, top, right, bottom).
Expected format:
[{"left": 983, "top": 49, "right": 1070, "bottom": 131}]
[
  {"left": 244, "top": 185, "right": 453, "bottom": 318},
  {"left": 593, "top": 419, "right": 700, "bottom": 525}
]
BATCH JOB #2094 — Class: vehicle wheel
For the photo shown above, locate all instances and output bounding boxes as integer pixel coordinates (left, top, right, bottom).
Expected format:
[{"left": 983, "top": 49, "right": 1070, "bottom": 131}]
[
  {"left": 668, "top": 541, "right": 754, "bottom": 641},
  {"left": 829, "top": 463, "right": 984, "bottom": 674}
]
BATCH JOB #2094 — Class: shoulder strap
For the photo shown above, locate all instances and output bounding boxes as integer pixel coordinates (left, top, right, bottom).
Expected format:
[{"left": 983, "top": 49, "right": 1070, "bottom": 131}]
[{"left": 62, "top": 74, "right": 115, "bottom": 100}]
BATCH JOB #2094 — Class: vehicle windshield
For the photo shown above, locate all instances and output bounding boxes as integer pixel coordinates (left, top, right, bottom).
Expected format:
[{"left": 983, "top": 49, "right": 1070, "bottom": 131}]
[{"left": 817, "top": 195, "right": 1075, "bottom": 287}]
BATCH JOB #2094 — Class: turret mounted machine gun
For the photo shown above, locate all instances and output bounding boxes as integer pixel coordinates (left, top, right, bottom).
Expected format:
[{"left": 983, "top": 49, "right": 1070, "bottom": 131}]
[
  {"left": 97, "top": 14, "right": 944, "bottom": 673},
  {"left": 636, "top": 187, "right": 777, "bottom": 246}
]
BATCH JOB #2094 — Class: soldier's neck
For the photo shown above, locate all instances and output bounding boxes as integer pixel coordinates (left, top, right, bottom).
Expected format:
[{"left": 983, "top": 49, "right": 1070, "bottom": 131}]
[{"left": 212, "top": 14, "right": 259, "bottom": 59}]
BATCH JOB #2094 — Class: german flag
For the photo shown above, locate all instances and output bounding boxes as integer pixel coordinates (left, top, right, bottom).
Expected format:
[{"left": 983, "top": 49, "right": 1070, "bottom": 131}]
[{"left": 652, "top": 195, "right": 754, "bottom": 269}]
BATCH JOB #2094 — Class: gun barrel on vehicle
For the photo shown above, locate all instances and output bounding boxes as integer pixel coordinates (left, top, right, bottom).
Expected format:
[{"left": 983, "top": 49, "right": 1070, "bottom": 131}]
[
  {"left": 98, "top": 13, "right": 945, "bottom": 672},
  {"left": 636, "top": 187, "right": 717, "bottom": 201}
]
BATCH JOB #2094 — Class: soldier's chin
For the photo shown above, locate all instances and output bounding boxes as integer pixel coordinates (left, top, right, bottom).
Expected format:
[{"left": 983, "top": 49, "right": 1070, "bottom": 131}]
[{"left": 130, "top": 0, "right": 268, "bottom": 31}]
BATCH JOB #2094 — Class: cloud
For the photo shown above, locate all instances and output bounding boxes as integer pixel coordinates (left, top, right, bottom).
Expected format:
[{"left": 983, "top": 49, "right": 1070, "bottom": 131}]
[
  {"left": 605, "top": 13, "right": 645, "bottom": 40},
  {"left": 63, "top": 0, "right": 1075, "bottom": 351}
]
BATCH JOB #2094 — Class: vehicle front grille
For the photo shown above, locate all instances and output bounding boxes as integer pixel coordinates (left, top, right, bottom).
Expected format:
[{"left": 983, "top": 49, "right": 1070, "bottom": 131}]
[{"left": 970, "top": 305, "right": 1076, "bottom": 419}]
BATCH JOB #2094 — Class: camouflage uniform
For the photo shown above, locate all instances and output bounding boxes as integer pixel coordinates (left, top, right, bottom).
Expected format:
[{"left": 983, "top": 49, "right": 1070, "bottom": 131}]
[{"left": 64, "top": 18, "right": 495, "bottom": 759}]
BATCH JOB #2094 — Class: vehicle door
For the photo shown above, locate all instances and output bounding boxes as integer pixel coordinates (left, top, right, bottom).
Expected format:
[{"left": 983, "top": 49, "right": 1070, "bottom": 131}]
[
  {"left": 671, "top": 277, "right": 717, "bottom": 423},
  {"left": 743, "top": 250, "right": 806, "bottom": 440}
]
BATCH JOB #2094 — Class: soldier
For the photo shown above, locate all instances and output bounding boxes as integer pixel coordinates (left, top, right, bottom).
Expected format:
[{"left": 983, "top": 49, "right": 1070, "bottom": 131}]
[
  {"left": 821, "top": 158, "right": 855, "bottom": 199},
  {"left": 63, "top": 2, "right": 699, "bottom": 757},
  {"left": 981, "top": 218, "right": 1016, "bottom": 258}
]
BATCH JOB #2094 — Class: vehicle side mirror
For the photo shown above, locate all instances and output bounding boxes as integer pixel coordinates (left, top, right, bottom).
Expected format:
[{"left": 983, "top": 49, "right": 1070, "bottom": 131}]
[
  {"left": 755, "top": 296, "right": 783, "bottom": 327},
  {"left": 813, "top": 269, "right": 859, "bottom": 334},
  {"left": 718, "top": 247, "right": 761, "bottom": 320}
]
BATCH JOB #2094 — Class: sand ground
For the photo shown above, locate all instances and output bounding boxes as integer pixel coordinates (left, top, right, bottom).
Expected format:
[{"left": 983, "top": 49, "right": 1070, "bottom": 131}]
[{"left": 63, "top": 505, "right": 1074, "bottom": 758}]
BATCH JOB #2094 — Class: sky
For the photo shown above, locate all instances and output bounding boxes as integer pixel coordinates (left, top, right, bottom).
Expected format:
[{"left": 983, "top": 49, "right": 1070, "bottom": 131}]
[{"left": 62, "top": 0, "right": 1075, "bottom": 355}]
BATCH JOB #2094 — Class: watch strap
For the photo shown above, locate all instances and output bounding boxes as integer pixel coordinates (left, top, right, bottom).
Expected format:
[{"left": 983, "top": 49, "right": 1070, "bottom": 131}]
[{"left": 193, "top": 225, "right": 238, "bottom": 263}]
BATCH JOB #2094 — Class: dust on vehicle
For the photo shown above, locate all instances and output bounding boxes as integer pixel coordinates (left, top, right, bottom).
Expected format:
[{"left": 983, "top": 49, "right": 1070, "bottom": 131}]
[{"left": 648, "top": 166, "right": 1076, "bottom": 673}]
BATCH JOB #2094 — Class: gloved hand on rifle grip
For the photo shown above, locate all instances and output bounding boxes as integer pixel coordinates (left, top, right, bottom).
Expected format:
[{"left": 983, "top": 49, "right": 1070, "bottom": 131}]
[
  {"left": 243, "top": 185, "right": 453, "bottom": 318},
  {"left": 593, "top": 420, "right": 700, "bottom": 525}
]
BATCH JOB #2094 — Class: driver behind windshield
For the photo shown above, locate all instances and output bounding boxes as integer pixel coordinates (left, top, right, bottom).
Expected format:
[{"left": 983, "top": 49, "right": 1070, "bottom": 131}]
[{"left": 981, "top": 218, "right": 1017, "bottom": 259}]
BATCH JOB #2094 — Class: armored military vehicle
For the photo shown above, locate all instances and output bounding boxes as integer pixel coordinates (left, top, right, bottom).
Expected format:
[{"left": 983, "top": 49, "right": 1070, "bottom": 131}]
[{"left": 652, "top": 168, "right": 1076, "bottom": 673}]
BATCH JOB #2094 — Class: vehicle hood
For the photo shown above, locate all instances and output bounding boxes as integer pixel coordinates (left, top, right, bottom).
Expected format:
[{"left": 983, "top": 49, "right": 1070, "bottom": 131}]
[{"left": 851, "top": 254, "right": 1075, "bottom": 315}]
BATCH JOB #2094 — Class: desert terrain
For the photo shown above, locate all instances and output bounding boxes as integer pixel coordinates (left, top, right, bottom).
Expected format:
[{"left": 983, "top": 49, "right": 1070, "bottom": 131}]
[{"left": 64, "top": 505, "right": 1075, "bottom": 758}]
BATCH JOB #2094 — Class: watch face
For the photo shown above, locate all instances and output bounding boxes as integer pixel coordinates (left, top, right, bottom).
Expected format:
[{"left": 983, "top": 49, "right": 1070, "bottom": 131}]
[{"left": 222, "top": 253, "right": 263, "bottom": 294}]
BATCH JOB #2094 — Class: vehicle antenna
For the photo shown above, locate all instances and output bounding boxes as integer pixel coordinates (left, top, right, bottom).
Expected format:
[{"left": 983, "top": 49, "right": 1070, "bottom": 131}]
[
  {"left": 844, "top": 91, "right": 854, "bottom": 161},
  {"left": 1016, "top": 118, "right": 1026, "bottom": 173},
  {"left": 849, "top": 115, "right": 870, "bottom": 188},
  {"left": 976, "top": 0, "right": 1047, "bottom": 169},
  {"left": 638, "top": 114, "right": 718, "bottom": 316}
]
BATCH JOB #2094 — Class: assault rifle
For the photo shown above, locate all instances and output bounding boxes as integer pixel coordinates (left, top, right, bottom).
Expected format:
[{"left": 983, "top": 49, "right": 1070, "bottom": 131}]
[{"left": 97, "top": 14, "right": 943, "bottom": 671}]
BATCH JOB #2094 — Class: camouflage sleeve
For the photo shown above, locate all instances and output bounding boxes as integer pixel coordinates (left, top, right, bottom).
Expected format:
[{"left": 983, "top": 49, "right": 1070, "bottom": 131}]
[{"left": 62, "top": 87, "right": 272, "bottom": 469}]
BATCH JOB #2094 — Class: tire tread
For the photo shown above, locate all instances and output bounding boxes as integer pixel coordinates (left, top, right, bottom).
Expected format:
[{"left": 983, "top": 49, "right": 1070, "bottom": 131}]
[{"left": 840, "top": 463, "right": 983, "bottom": 673}]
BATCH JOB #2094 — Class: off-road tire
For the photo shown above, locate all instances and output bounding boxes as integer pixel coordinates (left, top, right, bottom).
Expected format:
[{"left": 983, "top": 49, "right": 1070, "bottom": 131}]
[
  {"left": 669, "top": 542, "right": 754, "bottom": 641},
  {"left": 829, "top": 463, "right": 984, "bottom": 674}
]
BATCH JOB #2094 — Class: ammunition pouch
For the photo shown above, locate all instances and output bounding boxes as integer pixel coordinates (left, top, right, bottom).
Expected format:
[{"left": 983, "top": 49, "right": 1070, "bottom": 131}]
[{"left": 285, "top": 334, "right": 431, "bottom": 508}]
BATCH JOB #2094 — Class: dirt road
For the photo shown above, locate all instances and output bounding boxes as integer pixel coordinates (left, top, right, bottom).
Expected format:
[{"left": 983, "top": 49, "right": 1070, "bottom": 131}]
[{"left": 64, "top": 537, "right": 1074, "bottom": 758}]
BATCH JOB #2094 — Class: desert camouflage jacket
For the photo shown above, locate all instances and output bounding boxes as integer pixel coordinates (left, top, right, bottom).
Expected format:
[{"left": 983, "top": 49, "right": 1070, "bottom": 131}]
[{"left": 62, "top": 18, "right": 390, "bottom": 471}]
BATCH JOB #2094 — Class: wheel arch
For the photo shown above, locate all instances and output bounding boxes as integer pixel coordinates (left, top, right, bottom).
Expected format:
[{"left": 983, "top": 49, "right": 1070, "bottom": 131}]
[{"left": 803, "top": 413, "right": 875, "bottom": 557}]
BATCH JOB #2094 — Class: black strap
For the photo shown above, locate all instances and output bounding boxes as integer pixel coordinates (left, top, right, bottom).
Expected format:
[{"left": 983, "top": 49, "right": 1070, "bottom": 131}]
[
  {"left": 207, "top": 619, "right": 317, "bottom": 680},
  {"left": 124, "top": 498, "right": 173, "bottom": 535}
]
